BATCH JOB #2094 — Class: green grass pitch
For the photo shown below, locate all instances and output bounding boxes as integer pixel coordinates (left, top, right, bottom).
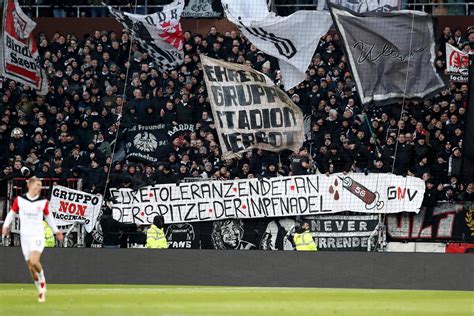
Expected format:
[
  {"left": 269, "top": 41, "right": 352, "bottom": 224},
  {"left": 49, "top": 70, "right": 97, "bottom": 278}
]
[{"left": 0, "top": 284, "right": 472, "bottom": 316}]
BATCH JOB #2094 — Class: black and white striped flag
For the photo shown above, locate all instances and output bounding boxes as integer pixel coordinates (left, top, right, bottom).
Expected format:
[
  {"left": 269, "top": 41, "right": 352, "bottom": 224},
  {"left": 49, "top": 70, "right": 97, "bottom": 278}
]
[
  {"left": 107, "top": 1, "right": 184, "bottom": 72},
  {"left": 222, "top": 0, "right": 332, "bottom": 90}
]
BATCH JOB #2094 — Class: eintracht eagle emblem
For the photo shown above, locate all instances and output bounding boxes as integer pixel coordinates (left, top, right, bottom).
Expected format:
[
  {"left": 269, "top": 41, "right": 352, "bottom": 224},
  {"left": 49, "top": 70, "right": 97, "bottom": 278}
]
[{"left": 133, "top": 132, "right": 158, "bottom": 152}]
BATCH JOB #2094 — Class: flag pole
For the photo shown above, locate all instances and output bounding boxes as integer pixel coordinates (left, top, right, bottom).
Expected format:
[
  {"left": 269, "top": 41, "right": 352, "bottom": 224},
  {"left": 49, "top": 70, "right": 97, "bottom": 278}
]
[{"left": 460, "top": 54, "right": 474, "bottom": 183}]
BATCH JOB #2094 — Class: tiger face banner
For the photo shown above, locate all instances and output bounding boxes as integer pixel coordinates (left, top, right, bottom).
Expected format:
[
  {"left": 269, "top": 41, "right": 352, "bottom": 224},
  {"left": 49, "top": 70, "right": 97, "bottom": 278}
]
[
  {"left": 110, "top": 173, "right": 425, "bottom": 225},
  {"left": 0, "top": 0, "right": 48, "bottom": 94},
  {"left": 201, "top": 54, "right": 304, "bottom": 159}
]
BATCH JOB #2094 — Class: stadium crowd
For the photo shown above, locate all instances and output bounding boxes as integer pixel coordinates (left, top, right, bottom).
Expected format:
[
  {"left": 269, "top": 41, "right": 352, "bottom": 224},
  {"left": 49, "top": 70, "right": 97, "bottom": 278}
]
[{"left": 0, "top": 24, "right": 474, "bottom": 205}]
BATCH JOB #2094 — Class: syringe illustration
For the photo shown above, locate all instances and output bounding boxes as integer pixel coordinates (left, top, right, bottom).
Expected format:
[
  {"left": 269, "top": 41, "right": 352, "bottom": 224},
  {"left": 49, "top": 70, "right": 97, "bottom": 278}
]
[{"left": 338, "top": 176, "right": 384, "bottom": 210}]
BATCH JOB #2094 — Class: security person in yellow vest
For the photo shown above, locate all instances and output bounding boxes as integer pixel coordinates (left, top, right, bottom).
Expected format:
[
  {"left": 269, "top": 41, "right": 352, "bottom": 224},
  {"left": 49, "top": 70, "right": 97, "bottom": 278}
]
[
  {"left": 146, "top": 215, "right": 168, "bottom": 249},
  {"left": 43, "top": 221, "right": 55, "bottom": 247},
  {"left": 293, "top": 221, "right": 317, "bottom": 251}
]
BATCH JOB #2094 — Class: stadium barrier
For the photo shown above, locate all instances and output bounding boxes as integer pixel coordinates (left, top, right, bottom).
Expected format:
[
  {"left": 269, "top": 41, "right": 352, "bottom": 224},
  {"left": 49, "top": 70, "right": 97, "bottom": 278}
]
[{"left": 0, "top": 248, "right": 473, "bottom": 290}]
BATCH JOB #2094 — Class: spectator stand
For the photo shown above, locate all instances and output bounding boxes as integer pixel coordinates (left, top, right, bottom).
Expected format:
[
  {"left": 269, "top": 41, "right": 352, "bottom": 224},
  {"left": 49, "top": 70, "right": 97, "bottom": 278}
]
[{"left": 0, "top": 2, "right": 472, "bottom": 251}]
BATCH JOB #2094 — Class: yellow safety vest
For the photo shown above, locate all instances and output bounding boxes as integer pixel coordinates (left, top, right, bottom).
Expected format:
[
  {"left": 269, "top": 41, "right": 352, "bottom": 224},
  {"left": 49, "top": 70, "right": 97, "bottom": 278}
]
[
  {"left": 146, "top": 225, "right": 168, "bottom": 249},
  {"left": 294, "top": 231, "right": 317, "bottom": 251},
  {"left": 43, "top": 221, "right": 55, "bottom": 248}
]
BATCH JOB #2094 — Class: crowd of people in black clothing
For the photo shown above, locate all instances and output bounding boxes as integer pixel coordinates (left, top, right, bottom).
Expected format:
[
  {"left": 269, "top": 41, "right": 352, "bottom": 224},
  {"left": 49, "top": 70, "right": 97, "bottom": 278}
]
[{"left": 1, "top": 23, "right": 474, "bottom": 207}]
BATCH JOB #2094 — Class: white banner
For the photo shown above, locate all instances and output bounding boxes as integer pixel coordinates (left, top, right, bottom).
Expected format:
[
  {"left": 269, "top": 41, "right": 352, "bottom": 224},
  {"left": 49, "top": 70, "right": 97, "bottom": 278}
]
[
  {"left": 49, "top": 186, "right": 103, "bottom": 233},
  {"left": 110, "top": 173, "right": 425, "bottom": 224},
  {"left": 222, "top": 0, "right": 332, "bottom": 90},
  {"left": 201, "top": 54, "right": 304, "bottom": 158},
  {"left": 445, "top": 43, "right": 469, "bottom": 83},
  {"left": 107, "top": 0, "right": 184, "bottom": 71},
  {"left": 0, "top": 0, "right": 48, "bottom": 94}
]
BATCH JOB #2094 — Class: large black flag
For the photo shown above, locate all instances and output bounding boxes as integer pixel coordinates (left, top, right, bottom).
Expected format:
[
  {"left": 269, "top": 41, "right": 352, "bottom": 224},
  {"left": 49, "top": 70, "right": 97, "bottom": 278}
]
[{"left": 329, "top": 4, "right": 445, "bottom": 106}]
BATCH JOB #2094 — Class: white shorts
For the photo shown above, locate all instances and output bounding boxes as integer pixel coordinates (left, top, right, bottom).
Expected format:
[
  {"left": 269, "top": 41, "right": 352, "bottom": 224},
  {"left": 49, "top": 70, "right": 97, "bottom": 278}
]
[{"left": 21, "top": 235, "right": 45, "bottom": 261}]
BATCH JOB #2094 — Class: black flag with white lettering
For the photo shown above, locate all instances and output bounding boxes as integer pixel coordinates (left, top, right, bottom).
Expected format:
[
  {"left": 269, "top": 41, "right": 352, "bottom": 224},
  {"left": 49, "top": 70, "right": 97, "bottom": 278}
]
[
  {"left": 125, "top": 124, "right": 170, "bottom": 164},
  {"left": 329, "top": 4, "right": 445, "bottom": 106}
]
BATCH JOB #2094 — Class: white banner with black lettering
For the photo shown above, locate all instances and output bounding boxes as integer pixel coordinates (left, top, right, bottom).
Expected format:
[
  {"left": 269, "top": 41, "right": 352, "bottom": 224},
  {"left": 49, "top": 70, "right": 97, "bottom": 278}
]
[
  {"left": 0, "top": 0, "right": 48, "bottom": 94},
  {"left": 110, "top": 173, "right": 425, "bottom": 224},
  {"left": 49, "top": 186, "right": 103, "bottom": 233},
  {"left": 222, "top": 0, "right": 332, "bottom": 90},
  {"left": 107, "top": 0, "right": 184, "bottom": 71},
  {"left": 201, "top": 54, "right": 304, "bottom": 158}
]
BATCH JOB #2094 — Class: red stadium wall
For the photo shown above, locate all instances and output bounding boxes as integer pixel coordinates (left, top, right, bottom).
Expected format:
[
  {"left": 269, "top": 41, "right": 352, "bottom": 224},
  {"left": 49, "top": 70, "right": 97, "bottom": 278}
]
[{"left": 30, "top": 16, "right": 474, "bottom": 39}]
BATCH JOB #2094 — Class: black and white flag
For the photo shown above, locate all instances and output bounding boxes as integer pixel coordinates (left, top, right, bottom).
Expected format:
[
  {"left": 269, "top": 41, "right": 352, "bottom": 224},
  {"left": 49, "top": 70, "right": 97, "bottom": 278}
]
[
  {"left": 222, "top": 0, "right": 332, "bottom": 90},
  {"left": 201, "top": 54, "right": 304, "bottom": 159},
  {"left": 107, "top": 1, "right": 184, "bottom": 71},
  {"left": 329, "top": 4, "right": 445, "bottom": 106}
]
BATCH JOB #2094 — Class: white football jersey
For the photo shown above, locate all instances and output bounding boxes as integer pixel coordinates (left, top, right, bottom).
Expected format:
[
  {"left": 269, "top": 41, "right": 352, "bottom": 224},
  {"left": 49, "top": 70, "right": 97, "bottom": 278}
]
[{"left": 12, "top": 194, "right": 49, "bottom": 237}]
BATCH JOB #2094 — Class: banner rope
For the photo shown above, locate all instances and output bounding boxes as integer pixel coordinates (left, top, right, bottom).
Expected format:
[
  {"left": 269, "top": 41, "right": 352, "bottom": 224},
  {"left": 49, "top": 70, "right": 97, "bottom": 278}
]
[
  {"left": 383, "top": 1, "right": 418, "bottom": 247},
  {"left": 390, "top": 5, "right": 417, "bottom": 175},
  {"left": 101, "top": 0, "right": 138, "bottom": 203}
]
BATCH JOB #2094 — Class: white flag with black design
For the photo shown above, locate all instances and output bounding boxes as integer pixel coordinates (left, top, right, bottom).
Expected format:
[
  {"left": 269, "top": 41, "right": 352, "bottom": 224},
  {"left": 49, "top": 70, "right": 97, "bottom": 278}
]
[
  {"left": 107, "top": 1, "right": 184, "bottom": 71},
  {"left": 329, "top": 4, "right": 445, "bottom": 106},
  {"left": 221, "top": 0, "right": 332, "bottom": 90}
]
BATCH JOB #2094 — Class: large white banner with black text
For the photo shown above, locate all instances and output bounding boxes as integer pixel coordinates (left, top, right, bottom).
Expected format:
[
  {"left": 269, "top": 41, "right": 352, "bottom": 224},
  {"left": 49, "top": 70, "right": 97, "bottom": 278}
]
[
  {"left": 49, "top": 186, "right": 103, "bottom": 233},
  {"left": 201, "top": 54, "right": 304, "bottom": 158},
  {"left": 222, "top": 0, "right": 332, "bottom": 90},
  {"left": 110, "top": 173, "right": 425, "bottom": 224}
]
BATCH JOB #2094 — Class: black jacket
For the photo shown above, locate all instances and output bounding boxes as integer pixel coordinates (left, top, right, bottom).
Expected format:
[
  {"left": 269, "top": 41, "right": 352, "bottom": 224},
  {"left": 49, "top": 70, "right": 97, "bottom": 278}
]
[
  {"left": 100, "top": 214, "right": 137, "bottom": 246},
  {"left": 422, "top": 187, "right": 438, "bottom": 207}
]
